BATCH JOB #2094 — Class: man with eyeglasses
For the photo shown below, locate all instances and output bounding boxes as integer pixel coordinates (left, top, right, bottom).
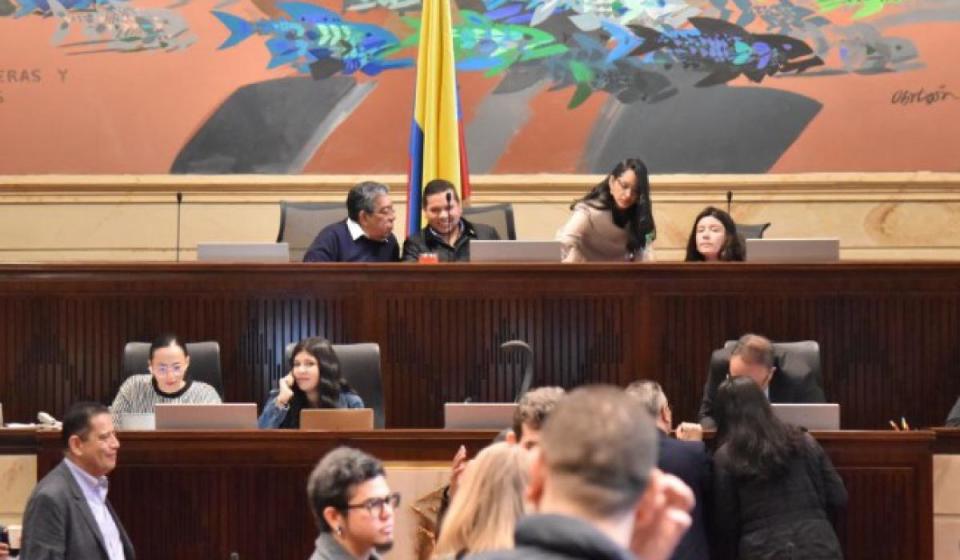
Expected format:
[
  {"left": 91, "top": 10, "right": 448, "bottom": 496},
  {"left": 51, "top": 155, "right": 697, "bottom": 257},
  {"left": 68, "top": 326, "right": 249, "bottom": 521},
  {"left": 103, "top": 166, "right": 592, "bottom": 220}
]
[
  {"left": 303, "top": 181, "right": 401, "bottom": 263},
  {"left": 307, "top": 447, "right": 399, "bottom": 559}
]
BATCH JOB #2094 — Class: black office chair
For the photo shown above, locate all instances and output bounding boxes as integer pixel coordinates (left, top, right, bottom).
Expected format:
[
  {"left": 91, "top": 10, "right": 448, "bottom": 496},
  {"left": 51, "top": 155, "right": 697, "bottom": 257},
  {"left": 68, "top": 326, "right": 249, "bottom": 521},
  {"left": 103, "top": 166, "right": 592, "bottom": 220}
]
[
  {"left": 737, "top": 222, "right": 771, "bottom": 240},
  {"left": 463, "top": 203, "right": 517, "bottom": 240},
  {"left": 718, "top": 339, "right": 823, "bottom": 391},
  {"left": 284, "top": 342, "right": 385, "bottom": 428},
  {"left": 122, "top": 341, "right": 224, "bottom": 399},
  {"left": 276, "top": 201, "right": 345, "bottom": 261}
]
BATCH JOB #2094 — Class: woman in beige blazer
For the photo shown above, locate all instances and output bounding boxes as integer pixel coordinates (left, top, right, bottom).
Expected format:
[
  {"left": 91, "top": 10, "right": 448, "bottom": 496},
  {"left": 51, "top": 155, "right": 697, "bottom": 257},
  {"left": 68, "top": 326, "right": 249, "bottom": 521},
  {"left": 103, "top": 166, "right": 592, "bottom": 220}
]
[{"left": 557, "top": 158, "right": 657, "bottom": 262}]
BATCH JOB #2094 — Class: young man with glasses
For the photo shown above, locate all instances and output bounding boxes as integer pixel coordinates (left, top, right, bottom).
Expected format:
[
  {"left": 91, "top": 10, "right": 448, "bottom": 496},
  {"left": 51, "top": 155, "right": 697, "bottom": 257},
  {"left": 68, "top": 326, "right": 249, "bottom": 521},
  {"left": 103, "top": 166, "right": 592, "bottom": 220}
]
[{"left": 308, "top": 447, "right": 399, "bottom": 560}]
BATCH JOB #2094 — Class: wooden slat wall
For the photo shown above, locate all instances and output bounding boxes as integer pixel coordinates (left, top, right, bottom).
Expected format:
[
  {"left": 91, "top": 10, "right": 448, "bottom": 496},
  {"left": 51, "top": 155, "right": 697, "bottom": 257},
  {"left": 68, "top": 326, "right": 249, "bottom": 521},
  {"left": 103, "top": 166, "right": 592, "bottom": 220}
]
[
  {"left": 1, "top": 262, "right": 960, "bottom": 430},
  {"left": 27, "top": 429, "right": 935, "bottom": 560}
]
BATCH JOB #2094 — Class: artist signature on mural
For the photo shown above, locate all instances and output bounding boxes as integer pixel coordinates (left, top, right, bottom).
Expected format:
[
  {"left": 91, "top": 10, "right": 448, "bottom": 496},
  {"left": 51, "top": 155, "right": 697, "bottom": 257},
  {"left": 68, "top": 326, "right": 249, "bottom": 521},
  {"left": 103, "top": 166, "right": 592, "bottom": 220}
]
[{"left": 890, "top": 85, "right": 959, "bottom": 106}]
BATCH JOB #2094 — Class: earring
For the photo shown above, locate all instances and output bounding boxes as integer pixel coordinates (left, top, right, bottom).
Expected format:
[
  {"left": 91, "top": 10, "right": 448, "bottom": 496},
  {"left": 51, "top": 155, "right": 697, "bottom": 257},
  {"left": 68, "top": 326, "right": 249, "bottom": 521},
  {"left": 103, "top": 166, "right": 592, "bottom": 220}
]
[{"left": 336, "top": 526, "right": 343, "bottom": 537}]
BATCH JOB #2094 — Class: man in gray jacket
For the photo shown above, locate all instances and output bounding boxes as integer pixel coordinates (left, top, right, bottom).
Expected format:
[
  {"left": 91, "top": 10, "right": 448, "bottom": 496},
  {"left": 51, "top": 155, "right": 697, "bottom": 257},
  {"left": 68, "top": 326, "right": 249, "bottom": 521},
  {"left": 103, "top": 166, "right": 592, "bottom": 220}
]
[{"left": 22, "top": 401, "right": 135, "bottom": 560}]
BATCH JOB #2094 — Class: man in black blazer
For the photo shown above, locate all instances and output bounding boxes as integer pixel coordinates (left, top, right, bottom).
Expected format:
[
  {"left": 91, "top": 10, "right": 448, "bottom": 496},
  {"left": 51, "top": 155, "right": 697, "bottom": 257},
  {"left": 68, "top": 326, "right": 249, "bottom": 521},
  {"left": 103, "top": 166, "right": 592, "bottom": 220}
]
[
  {"left": 22, "top": 402, "right": 135, "bottom": 560},
  {"left": 628, "top": 380, "right": 712, "bottom": 560},
  {"left": 402, "top": 179, "right": 500, "bottom": 262},
  {"left": 698, "top": 333, "right": 826, "bottom": 429}
]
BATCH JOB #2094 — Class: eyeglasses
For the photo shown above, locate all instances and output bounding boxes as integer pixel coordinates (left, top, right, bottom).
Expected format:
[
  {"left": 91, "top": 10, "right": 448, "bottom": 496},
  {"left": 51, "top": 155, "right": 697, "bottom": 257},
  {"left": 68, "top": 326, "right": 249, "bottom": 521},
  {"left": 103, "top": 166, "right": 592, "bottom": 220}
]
[
  {"left": 153, "top": 364, "right": 184, "bottom": 375},
  {"left": 613, "top": 176, "right": 638, "bottom": 194},
  {"left": 345, "top": 492, "right": 401, "bottom": 516}
]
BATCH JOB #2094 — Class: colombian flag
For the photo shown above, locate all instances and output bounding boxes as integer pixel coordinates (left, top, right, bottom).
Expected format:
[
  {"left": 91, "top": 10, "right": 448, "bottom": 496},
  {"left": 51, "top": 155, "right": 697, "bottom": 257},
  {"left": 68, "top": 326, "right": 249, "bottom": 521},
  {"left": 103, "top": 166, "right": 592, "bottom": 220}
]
[{"left": 406, "top": 0, "right": 471, "bottom": 235}]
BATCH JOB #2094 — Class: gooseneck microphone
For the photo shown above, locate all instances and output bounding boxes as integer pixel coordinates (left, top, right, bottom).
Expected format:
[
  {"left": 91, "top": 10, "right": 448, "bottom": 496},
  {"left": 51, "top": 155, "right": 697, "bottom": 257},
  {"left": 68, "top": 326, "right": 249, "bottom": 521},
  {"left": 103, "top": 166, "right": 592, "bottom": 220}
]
[
  {"left": 500, "top": 340, "right": 534, "bottom": 402},
  {"left": 445, "top": 190, "right": 453, "bottom": 230},
  {"left": 175, "top": 192, "right": 183, "bottom": 263},
  {"left": 726, "top": 190, "right": 733, "bottom": 214}
]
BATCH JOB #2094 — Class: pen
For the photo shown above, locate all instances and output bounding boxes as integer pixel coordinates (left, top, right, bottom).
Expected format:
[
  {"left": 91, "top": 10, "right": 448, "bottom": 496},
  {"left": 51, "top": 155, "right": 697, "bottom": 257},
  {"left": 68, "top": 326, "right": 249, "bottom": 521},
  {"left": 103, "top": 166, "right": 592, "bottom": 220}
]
[
  {"left": 901, "top": 416, "right": 910, "bottom": 430},
  {"left": 888, "top": 420, "right": 900, "bottom": 431}
]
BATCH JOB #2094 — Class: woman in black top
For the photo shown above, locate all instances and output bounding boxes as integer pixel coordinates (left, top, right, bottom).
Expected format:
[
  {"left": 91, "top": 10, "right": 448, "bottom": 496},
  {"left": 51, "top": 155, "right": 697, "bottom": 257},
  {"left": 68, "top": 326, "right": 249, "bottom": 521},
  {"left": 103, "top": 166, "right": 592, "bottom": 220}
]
[{"left": 712, "top": 377, "right": 847, "bottom": 560}]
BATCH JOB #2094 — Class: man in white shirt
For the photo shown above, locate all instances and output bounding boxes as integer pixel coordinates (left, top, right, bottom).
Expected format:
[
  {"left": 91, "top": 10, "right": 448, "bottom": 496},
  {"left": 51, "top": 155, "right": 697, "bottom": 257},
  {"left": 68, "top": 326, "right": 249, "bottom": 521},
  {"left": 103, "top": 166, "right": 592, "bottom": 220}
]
[{"left": 22, "top": 402, "right": 135, "bottom": 560}]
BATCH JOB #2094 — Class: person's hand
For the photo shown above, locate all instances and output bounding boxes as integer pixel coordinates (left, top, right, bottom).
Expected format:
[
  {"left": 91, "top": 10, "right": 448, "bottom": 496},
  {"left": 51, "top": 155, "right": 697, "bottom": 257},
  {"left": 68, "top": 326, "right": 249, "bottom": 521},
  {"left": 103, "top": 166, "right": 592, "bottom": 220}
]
[
  {"left": 0, "top": 541, "right": 9, "bottom": 559},
  {"left": 676, "top": 422, "right": 703, "bottom": 441},
  {"left": 448, "top": 445, "right": 468, "bottom": 498},
  {"left": 630, "top": 469, "right": 694, "bottom": 560},
  {"left": 277, "top": 372, "right": 295, "bottom": 406}
]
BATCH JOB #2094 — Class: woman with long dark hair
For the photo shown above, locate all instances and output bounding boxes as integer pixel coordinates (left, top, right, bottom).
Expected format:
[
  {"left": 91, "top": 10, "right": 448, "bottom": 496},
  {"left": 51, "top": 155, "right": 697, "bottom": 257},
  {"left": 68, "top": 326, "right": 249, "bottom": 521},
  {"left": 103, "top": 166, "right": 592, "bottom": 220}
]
[
  {"left": 557, "top": 158, "right": 656, "bottom": 262},
  {"left": 258, "top": 336, "right": 363, "bottom": 429},
  {"left": 712, "top": 376, "right": 847, "bottom": 560},
  {"left": 684, "top": 206, "right": 745, "bottom": 262}
]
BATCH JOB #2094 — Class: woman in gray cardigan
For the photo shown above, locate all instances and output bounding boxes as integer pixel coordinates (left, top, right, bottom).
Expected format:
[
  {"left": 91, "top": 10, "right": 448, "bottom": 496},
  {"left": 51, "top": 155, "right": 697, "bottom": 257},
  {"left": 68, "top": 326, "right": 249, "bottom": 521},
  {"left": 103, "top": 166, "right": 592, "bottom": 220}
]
[{"left": 110, "top": 334, "right": 220, "bottom": 420}]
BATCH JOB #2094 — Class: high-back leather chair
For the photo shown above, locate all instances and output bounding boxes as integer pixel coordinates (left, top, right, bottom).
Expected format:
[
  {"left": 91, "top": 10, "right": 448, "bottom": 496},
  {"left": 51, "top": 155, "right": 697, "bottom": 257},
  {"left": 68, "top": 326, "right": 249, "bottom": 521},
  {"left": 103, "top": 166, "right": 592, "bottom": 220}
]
[
  {"left": 719, "top": 339, "right": 822, "bottom": 388},
  {"left": 284, "top": 342, "right": 385, "bottom": 428},
  {"left": 276, "top": 201, "right": 344, "bottom": 261},
  {"left": 737, "top": 222, "right": 771, "bottom": 240},
  {"left": 122, "top": 341, "right": 224, "bottom": 399},
  {"left": 462, "top": 203, "right": 517, "bottom": 240}
]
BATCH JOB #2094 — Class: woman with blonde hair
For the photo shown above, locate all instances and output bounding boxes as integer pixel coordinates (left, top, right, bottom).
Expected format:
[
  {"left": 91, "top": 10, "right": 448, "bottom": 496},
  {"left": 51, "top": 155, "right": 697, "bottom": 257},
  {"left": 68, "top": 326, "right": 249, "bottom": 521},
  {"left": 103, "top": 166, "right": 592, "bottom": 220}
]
[{"left": 434, "top": 442, "right": 531, "bottom": 558}]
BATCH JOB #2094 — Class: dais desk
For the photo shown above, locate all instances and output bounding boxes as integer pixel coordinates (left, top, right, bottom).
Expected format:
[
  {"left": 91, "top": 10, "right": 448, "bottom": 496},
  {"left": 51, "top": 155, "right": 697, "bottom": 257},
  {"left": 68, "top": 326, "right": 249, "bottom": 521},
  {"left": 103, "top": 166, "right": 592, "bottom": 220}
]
[
  {"left": 20, "top": 429, "right": 935, "bottom": 560},
  {"left": 1, "top": 262, "right": 960, "bottom": 430}
]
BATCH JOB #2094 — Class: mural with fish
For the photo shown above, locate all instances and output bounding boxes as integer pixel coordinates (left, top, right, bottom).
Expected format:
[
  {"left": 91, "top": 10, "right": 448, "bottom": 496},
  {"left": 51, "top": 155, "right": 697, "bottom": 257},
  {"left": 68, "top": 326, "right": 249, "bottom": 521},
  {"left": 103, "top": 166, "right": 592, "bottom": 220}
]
[{"left": 0, "top": 0, "right": 957, "bottom": 173}]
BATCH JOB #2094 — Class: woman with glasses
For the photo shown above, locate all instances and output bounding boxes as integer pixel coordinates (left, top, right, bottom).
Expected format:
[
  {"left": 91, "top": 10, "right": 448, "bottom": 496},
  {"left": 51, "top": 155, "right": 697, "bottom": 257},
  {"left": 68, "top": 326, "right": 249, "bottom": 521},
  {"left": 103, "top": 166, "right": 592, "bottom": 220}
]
[
  {"left": 258, "top": 336, "right": 364, "bottom": 429},
  {"left": 110, "top": 333, "right": 221, "bottom": 418},
  {"left": 308, "top": 447, "right": 399, "bottom": 560},
  {"left": 556, "top": 158, "right": 657, "bottom": 262}
]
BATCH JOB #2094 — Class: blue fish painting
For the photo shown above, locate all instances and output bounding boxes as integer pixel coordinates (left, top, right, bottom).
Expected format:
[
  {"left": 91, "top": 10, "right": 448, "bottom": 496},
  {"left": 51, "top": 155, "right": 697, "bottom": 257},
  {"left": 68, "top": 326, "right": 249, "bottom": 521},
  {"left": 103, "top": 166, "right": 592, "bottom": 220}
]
[
  {"left": 13, "top": 0, "right": 105, "bottom": 17},
  {"left": 628, "top": 16, "right": 824, "bottom": 86},
  {"left": 548, "top": 32, "right": 677, "bottom": 108},
  {"left": 212, "top": 2, "right": 413, "bottom": 78}
]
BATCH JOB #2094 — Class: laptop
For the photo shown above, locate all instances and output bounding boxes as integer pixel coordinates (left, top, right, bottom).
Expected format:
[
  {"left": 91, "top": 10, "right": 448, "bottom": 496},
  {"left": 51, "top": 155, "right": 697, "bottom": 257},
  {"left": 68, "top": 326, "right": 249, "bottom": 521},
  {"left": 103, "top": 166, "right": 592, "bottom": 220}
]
[
  {"left": 196, "top": 242, "right": 290, "bottom": 263},
  {"left": 116, "top": 413, "right": 156, "bottom": 430},
  {"left": 154, "top": 403, "right": 258, "bottom": 429},
  {"left": 444, "top": 403, "right": 517, "bottom": 429},
  {"left": 745, "top": 239, "right": 840, "bottom": 263},
  {"left": 770, "top": 403, "right": 840, "bottom": 430},
  {"left": 470, "top": 241, "right": 562, "bottom": 263},
  {"left": 300, "top": 409, "right": 374, "bottom": 430}
]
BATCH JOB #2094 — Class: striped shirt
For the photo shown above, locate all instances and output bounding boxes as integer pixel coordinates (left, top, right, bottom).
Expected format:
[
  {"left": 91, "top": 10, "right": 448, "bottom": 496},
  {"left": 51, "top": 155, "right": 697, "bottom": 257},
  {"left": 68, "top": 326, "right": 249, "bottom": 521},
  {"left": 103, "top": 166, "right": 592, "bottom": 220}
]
[{"left": 110, "top": 374, "right": 221, "bottom": 419}]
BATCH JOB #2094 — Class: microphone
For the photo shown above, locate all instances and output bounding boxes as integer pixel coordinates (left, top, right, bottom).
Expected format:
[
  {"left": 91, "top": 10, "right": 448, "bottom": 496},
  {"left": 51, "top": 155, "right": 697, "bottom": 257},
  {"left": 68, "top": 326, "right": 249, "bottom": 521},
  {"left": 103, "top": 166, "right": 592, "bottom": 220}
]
[
  {"left": 175, "top": 192, "right": 183, "bottom": 263},
  {"left": 500, "top": 340, "right": 534, "bottom": 402},
  {"left": 726, "top": 190, "right": 733, "bottom": 214},
  {"left": 445, "top": 191, "right": 453, "bottom": 230}
]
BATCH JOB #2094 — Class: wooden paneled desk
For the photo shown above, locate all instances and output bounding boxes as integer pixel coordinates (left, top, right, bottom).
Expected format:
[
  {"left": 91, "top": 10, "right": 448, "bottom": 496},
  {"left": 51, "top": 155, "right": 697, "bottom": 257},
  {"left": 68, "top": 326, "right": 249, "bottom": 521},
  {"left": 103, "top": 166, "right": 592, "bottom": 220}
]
[
  {"left": 12, "top": 429, "right": 933, "bottom": 560},
  {"left": 932, "top": 428, "right": 960, "bottom": 558},
  {"left": 1, "top": 262, "right": 960, "bottom": 431}
]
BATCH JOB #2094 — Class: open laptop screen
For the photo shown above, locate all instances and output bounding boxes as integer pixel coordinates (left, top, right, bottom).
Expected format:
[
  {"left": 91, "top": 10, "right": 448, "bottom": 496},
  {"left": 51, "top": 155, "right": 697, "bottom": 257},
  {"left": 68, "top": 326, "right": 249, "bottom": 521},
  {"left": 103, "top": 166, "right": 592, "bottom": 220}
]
[
  {"left": 470, "top": 241, "right": 562, "bottom": 263},
  {"left": 770, "top": 403, "right": 840, "bottom": 430},
  {"left": 154, "top": 403, "right": 257, "bottom": 429},
  {"left": 444, "top": 403, "right": 517, "bottom": 429}
]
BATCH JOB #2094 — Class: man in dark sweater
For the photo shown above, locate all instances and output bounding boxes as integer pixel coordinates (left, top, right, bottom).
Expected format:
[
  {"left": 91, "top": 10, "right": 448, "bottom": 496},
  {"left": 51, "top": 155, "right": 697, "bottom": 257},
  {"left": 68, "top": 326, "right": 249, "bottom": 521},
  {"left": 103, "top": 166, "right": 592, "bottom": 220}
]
[
  {"left": 627, "top": 380, "right": 713, "bottom": 560},
  {"left": 468, "top": 385, "right": 695, "bottom": 560},
  {"left": 402, "top": 179, "right": 499, "bottom": 262},
  {"left": 303, "top": 181, "right": 401, "bottom": 262}
]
